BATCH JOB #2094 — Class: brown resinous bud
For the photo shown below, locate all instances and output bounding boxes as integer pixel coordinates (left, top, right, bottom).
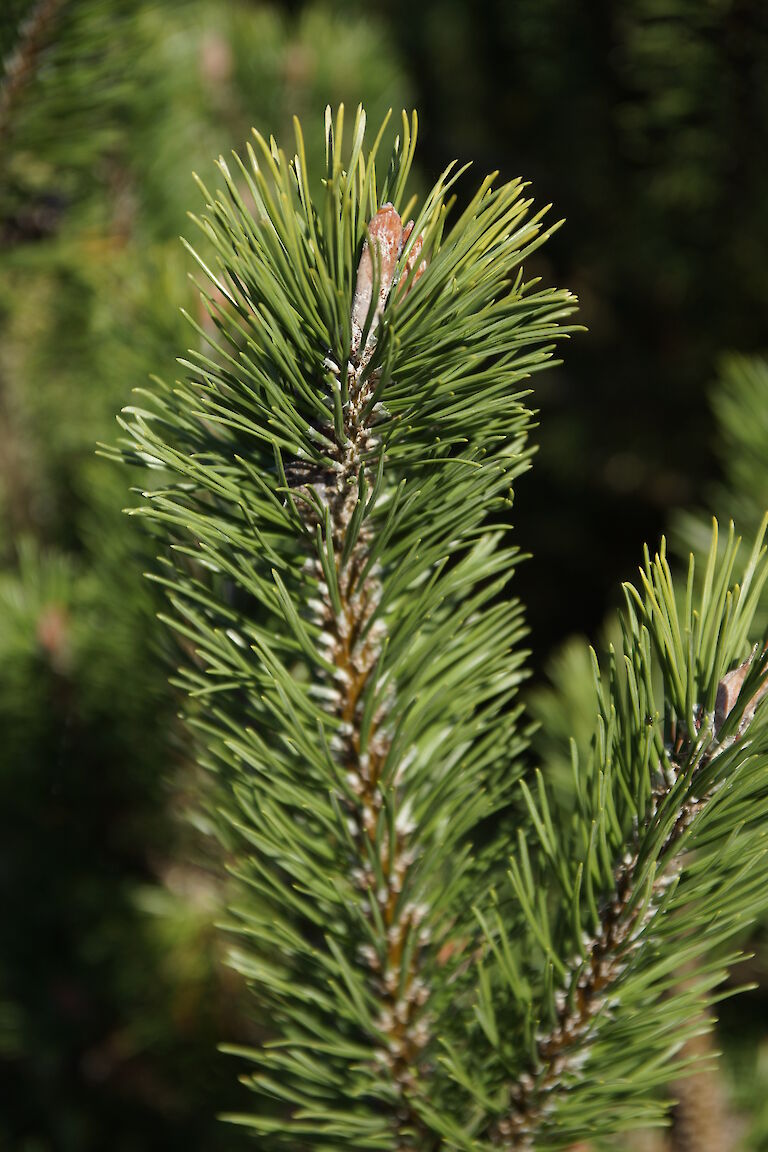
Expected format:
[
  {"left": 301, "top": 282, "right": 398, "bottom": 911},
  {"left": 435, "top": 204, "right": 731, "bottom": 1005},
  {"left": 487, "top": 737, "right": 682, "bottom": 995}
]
[{"left": 350, "top": 205, "right": 426, "bottom": 361}]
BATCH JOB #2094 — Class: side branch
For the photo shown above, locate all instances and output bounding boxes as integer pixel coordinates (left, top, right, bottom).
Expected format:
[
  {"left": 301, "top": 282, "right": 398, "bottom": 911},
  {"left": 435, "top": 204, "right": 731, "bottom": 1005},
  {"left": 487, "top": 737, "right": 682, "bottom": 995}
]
[{"left": 493, "top": 676, "right": 763, "bottom": 1150}]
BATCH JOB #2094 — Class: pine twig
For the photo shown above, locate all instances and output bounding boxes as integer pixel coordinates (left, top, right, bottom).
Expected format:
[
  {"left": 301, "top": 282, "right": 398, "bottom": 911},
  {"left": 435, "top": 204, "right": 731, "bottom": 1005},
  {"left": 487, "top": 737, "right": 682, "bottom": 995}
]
[{"left": 492, "top": 648, "right": 768, "bottom": 1149}]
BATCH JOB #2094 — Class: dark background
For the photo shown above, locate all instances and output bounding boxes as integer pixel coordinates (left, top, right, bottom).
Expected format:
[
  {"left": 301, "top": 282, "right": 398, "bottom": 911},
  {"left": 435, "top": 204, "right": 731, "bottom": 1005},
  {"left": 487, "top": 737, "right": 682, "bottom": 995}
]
[{"left": 2, "top": 1, "right": 768, "bottom": 1148}]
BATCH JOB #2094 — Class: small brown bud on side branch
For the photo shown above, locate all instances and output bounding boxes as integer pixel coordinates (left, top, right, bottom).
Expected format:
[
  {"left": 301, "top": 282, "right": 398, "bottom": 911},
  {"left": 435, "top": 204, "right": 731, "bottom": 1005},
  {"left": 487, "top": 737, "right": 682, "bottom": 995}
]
[{"left": 715, "top": 645, "right": 768, "bottom": 737}]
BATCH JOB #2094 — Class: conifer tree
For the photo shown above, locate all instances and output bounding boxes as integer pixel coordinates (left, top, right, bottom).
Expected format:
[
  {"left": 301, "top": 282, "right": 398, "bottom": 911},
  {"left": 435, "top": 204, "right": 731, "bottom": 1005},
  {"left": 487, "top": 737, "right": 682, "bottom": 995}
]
[{"left": 117, "top": 107, "right": 768, "bottom": 1149}]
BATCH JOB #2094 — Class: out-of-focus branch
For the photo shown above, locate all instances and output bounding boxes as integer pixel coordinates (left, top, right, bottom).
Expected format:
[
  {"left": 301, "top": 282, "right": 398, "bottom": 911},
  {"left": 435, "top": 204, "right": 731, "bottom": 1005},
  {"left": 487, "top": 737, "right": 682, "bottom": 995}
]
[
  {"left": 0, "top": 0, "right": 65, "bottom": 143},
  {"left": 669, "top": 1018, "right": 734, "bottom": 1152}
]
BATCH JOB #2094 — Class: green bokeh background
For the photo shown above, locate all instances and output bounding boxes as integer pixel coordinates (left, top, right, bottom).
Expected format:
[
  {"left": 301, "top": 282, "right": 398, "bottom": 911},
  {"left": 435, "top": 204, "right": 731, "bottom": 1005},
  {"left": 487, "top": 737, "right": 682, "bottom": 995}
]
[{"left": 2, "top": 1, "right": 768, "bottom": 1147}]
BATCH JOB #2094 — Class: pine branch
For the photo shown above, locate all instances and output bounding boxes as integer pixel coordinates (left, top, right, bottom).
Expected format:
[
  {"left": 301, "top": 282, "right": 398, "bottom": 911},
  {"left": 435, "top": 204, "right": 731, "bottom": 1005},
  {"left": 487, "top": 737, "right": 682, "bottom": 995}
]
[
  {"left": 456, "top": 520, "right": 768, "bottom": 1151},
  {"left": 116, "top": 105, "right": 576, "bottom": 1149},
  {"left": 492, "top": 715, "right": 725, "bottom": 1148}
]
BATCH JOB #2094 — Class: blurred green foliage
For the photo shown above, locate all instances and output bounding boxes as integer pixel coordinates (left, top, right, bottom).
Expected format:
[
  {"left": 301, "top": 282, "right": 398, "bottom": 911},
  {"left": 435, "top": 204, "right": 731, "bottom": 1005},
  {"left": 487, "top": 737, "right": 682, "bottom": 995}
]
[{"left": 676, "top": 356, "right": 768, "bottom": 638}]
